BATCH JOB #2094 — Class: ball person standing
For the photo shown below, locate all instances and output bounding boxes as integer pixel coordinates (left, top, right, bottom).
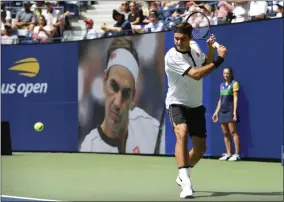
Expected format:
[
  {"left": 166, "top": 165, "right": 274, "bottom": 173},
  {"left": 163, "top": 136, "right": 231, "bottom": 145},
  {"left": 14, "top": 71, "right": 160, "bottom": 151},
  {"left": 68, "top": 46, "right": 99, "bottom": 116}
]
[{"left": 212, "top": 67, "right": 241, "bottom": 161}]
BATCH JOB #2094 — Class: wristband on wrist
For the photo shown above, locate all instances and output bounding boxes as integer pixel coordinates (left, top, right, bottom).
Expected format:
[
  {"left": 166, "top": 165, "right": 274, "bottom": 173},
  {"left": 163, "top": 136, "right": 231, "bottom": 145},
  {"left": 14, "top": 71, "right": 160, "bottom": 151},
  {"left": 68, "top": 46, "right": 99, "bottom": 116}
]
[{"left": 213, "top": 56, "right": 224, "bottom": 68}]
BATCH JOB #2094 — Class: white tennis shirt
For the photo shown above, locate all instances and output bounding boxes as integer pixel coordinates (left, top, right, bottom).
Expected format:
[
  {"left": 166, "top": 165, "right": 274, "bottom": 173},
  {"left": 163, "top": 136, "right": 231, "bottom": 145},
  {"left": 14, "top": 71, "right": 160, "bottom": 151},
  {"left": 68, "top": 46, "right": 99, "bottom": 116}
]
[
  {"left": 165, "top": 41, "right": 206, "bottom": 109},
  {"left": 79, "top": 107, "right": 165, "bottom": 154}
]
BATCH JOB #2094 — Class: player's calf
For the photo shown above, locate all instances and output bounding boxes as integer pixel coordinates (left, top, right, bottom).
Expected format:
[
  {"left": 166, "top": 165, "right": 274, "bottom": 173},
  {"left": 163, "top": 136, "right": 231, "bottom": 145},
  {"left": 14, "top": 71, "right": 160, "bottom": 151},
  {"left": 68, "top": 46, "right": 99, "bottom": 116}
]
[
  {"left": 173, "top": 124, "right": 192, "bottom": 189},
  {"left": 188, "top": 136, "right": 206, "bottom": 166},
  {"left": 174, "top": 123, "right": 190, "bottom": 168}
]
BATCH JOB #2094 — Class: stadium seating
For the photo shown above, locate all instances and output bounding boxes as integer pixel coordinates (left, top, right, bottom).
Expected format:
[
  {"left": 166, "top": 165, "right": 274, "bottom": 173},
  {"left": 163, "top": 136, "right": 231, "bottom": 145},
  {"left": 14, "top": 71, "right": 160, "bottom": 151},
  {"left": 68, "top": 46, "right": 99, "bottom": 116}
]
[{"left": 1, "top": 1, "right": 283, "bottom": 44}]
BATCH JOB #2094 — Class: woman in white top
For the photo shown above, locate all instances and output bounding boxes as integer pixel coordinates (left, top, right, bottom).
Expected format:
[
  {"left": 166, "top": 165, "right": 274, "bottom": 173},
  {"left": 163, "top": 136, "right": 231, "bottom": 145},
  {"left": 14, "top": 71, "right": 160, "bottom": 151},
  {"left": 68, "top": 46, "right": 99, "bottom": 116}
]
[
  {"left": 276, "top": 1, "right": 283, "bottom": 18},
  {"left": 1, "top": 24, "right": 19, "bottom": 45},
  {"left": 231, "top": 1, "right": 250, "bottom": 23},
  {"left": 1, "top": 3, "right": 12, "bottom": 24},
  {"left": 32, "top": 15, "right": 55, "bottom": 43}
]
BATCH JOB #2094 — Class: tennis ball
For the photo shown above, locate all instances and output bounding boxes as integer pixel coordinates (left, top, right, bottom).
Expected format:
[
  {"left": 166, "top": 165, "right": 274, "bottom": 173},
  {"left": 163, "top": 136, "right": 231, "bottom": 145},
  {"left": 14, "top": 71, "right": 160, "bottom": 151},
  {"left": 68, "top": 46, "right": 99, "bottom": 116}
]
[{"left": 34, "top": 122, "right": 44, "bottom": 132}]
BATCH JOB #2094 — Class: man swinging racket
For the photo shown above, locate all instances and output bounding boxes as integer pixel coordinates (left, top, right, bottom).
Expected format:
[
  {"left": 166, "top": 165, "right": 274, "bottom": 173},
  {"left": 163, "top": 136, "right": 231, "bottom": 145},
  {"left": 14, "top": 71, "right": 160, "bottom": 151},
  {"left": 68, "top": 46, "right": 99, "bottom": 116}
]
[{"left": 165, "top": 21, "right": 228, "bottom": 198}]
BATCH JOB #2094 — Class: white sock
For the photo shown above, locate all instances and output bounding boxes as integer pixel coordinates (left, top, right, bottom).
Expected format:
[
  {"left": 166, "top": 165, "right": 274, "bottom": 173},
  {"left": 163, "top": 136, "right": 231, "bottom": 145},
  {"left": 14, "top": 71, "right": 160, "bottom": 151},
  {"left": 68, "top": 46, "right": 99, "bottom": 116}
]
[{"left": 179, "top": 168, "right": 190, "bottom": 182}]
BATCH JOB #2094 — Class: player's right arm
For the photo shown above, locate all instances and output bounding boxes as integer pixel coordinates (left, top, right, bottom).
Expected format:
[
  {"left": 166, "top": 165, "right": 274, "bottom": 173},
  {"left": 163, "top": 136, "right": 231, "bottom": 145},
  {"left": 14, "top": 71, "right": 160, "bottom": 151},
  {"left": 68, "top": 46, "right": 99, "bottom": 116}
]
[
  {"left": 167, "top": 46, "right": 228, "bottom": 81},
  {"left": 187, "top": 46, "right": 228, "bottom": 80}
]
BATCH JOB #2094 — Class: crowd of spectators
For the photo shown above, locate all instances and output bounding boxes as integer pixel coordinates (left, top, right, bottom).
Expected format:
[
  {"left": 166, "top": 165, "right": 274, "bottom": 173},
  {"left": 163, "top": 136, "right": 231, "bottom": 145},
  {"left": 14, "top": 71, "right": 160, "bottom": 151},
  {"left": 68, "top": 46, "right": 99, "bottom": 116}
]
[
  {"left": 1, "top": 1, "right": 283, "bottom": 44},
  {"left": 1, "top": 0, "right": 80, "bottom": 44},
  {"left": 98, "top": 0, "right": 283, "bottom": 38}
]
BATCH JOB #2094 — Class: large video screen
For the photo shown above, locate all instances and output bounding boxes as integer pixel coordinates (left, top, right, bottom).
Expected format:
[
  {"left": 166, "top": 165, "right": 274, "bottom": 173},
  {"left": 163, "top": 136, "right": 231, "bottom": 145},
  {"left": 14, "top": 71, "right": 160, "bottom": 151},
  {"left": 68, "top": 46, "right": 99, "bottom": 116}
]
[{"left": 78, "top": 33, "right": 166, "bottom": 155}]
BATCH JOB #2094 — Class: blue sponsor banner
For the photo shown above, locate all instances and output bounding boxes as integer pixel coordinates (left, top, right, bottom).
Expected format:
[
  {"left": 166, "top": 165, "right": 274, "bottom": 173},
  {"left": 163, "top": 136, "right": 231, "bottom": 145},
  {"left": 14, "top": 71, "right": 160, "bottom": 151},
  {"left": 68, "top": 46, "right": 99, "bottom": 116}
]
[
  {"left": 164, "top": 19, "right": 284, "bottom": 159},
  {"left": 1, "top": 42, "right": 78, "bottom": 151},
  {"left": 1, "top": 19, "right": 283, "bottom": 158},
  {"left": 281, "top": 145, "right": 284, "bottom": 166}
]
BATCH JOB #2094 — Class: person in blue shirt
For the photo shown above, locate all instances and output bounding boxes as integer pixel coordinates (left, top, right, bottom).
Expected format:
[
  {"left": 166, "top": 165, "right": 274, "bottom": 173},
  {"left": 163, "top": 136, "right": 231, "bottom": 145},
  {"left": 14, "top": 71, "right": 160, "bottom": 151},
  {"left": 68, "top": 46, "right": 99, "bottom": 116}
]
[{"left": 212, "top": 67, "right": 241, "bottom": 161}]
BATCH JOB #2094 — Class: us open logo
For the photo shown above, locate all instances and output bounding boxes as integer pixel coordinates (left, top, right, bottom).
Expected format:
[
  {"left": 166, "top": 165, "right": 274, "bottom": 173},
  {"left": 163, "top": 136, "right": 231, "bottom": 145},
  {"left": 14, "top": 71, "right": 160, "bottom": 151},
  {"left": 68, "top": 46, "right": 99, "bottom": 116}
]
[{"left": 1, "top": 58, "right": 48, "bottom": 97}]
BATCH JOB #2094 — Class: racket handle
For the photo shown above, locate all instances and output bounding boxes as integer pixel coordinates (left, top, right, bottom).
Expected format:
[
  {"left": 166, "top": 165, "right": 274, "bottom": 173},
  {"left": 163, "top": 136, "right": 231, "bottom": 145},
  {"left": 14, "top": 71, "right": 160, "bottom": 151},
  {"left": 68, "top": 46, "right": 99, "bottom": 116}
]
[{"left": 212, "top": 41, "right": 220, "bottom": 49}]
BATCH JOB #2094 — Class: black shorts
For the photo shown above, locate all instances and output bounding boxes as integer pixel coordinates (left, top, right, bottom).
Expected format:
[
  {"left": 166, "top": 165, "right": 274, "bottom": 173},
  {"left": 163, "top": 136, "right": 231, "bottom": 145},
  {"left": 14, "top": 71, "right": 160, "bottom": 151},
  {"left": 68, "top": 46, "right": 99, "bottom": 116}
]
[{"left": 168, "top": 104, "right": 207, "bottom": 138}]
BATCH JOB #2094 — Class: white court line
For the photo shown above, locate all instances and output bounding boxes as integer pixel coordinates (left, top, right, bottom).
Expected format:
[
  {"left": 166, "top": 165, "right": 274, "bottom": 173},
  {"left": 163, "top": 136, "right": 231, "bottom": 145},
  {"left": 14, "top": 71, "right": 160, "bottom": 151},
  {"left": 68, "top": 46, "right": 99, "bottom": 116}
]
[{"left": 1, "top": 195, "right": 59, "bottom": 201}]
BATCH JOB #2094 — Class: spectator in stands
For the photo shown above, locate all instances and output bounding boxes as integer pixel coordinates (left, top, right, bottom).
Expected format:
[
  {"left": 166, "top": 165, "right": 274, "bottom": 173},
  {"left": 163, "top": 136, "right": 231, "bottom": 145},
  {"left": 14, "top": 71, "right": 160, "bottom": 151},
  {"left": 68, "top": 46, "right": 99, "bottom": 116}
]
[
  {"left": 133, "top": 10, "right": 165, "bottom": 33},
  {"left": 1, "top": 23, "right": 19, "bottom": 44},
  {"left": 42, "top": 1, "right": 61, "bottom": 28},
  {"left": 149, "top": 2, "right": 161, "bottom": 15},
  {"left": 1, "top": 11, "right": 6, "bottom": 35},
  {"left": 56, "top": 1, "right": 71, "bottom": 19},
  {"left": 182, "top": 1, "right": 198, "bottom": 16},
  {"left": 1, "top": 3, "right": 12, "bottom": 24},
  {"left": 128, "top": 2, "right": 143, "bottom": 25},
  {"left": 142, "top": 1, "right": 163, "bottom": 23},
  {"left": 163, "top": 2, "right": 187, "bottom": 28},
  {"left": 101, "top": 8, "right": 132, "bottom": 37},
  {"left": 171, "top": 1, "right": 187, "bottom": 19},
  {"left": 231, "top": 0, "right": 250, "bottom": 23},
  {"left": 13, "top": 1, "right": 36, "bottom": 32},
  {"left": 217, "top": 1, "right": 233, "bottom": 24},
  {"left": 248, "top": 1, "right": 268, "bottom": 20},
  {"left": 31, "top": 1, "right": 45, "bottom": 18},
  {"left": 82, "top": 18, "right": 98, "bottom": 40},
  {"left": 55, "top": 1, "right": 72, "bottom": 36},
  {"left": 42, "top": 1, "right": 63, "bottom": 40},
  {"left": 199, "top": 4, "right": 214, "bottom": 25},
  {"left": 120, "top": 1, "right": 130, "bottom": 19},
  {"left": 137, "top": 1, "right": 150, "bottom": 24},
  {"left": 32, "top": 15, "right": 54, "bottom": 43},
  {"left": 187, "top": 3, "right": 214, "bottom": 27},
  {"left": 276, "top": 1, "right": 283, "bottom": 18}
]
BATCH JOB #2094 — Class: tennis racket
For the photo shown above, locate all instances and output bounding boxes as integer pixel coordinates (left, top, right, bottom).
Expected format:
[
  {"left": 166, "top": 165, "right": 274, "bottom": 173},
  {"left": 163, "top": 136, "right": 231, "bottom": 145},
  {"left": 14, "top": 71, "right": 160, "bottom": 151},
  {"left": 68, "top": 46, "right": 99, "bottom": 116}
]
[{"left": 185, "top": 11, "right": 220, "bottom": 48}]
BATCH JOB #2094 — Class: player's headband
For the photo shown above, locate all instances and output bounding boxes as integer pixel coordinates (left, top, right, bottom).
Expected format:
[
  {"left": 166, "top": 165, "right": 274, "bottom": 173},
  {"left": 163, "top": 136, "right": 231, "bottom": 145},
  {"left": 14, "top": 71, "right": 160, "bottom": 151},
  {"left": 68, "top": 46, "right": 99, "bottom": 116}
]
[
  {"left": 106, "top": 48, "right": 139, "bottom": 85},
  {"left": 173, "top": 26, "right": 193, "bottom": 36}
]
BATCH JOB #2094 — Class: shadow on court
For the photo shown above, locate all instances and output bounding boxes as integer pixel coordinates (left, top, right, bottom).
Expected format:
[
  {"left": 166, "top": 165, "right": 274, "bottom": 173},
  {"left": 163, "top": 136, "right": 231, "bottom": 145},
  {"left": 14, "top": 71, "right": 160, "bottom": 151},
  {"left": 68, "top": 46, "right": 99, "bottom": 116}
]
[{"left": 194, "top": 191, "right": 283, "bottom": 198}]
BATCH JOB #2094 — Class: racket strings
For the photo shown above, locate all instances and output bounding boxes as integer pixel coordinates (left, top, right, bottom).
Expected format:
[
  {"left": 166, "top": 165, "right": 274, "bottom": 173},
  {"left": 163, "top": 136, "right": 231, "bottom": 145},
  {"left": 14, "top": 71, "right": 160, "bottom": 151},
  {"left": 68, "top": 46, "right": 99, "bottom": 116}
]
[
  {"left": 192, "top": 27, "right": 209, "bottom": 39},
  {"left": 186, "top": 12, "right": 210, "bottom": 40}
]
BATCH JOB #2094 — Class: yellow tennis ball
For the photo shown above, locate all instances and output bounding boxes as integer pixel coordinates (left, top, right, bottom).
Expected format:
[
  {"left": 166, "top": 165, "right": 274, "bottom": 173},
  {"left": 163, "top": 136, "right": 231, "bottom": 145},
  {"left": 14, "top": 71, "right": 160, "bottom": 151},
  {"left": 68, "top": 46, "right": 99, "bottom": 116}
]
[{"left": 34, "top": 122, "right": 44, "bottom": 132}]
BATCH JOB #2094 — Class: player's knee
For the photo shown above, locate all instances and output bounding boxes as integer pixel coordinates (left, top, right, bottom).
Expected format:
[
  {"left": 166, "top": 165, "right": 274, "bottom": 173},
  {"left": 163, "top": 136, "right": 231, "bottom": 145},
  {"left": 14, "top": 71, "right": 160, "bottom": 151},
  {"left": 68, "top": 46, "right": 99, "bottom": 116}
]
[
  {"left": 224, "top": 132, "right": 230, "bottom": 138},
  {"left": 174, "top": 125, "right": 188, "bottom": 141},
  {"left": 230, "top": 130, "right": 238, "bottom": 137},
  {"left": 223, "top": 130, "right": 230, "bottom": 137}
]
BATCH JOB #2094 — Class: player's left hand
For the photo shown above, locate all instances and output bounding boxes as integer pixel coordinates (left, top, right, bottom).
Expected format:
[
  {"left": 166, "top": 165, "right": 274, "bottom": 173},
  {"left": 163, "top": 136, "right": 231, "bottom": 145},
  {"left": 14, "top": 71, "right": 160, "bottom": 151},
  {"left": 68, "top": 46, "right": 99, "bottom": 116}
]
[
  {"left": 206, "top": 34, "right": 216, "bottom": 47},
  {"left": 233, "top": 113, "right": 237, "bottom": 122}
]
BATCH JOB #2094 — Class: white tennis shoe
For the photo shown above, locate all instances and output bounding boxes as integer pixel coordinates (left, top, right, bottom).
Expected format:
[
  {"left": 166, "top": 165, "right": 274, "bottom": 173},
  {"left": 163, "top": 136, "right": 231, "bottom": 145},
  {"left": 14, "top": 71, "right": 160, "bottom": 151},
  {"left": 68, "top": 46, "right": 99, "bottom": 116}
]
[
  {"left": 228, "top": 154, "right": 241, "bottom": 161},
  {"left": 219, "top": 153, "right": 231, "bottom": 161},
  {"left": 178, "top": 178, "right": 193, "bottom": 198},
  {"left": 176, "top": 176, "right": 195, "bottom": 193}
]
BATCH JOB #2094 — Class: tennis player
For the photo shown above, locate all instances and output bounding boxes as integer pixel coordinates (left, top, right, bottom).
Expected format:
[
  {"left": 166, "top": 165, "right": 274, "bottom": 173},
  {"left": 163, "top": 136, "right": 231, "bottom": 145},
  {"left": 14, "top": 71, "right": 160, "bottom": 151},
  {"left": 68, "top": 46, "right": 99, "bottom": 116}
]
[
  {"left": 80, "top": 37, "right": 165, "bottom": 154},
  {"left": 212, "top": 67, "right": 241, "bottom": 161},
  {"left": 165, "top": 21, "right": 228, "bottom": 198}
]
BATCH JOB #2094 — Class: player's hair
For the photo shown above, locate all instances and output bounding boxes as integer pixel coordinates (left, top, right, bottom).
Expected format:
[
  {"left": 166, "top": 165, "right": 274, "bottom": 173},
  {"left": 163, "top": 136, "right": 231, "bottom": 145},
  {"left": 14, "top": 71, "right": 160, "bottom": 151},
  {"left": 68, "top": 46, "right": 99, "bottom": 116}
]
[
  {"left": 106, "top": 37, "right": 139, "bottom": 79},
  {"left": 174, "top": 21, "right": 193, "bottom": 37},
  {"left": 175, "top": 21, "right": 190, "bottom": 28},
  {"left": 225, "top": 67, "right": 234, "bottom": 80},
  {"left": 106, "top": 37, "right": 139, "bottom": 64}
]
